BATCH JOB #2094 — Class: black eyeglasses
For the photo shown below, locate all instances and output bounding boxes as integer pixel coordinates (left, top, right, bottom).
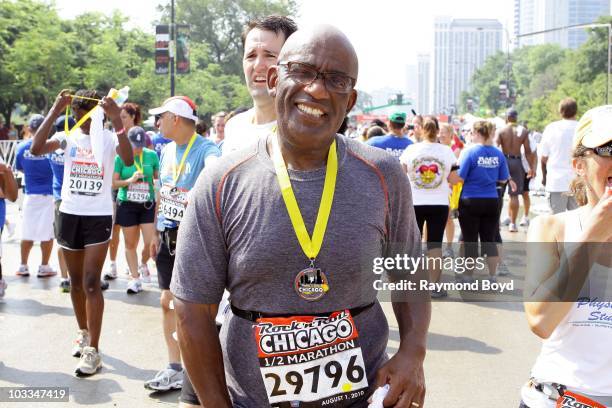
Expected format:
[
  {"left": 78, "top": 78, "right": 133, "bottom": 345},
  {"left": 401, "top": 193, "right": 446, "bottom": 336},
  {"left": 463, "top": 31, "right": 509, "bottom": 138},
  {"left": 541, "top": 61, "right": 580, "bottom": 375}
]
[{"left": 278, "top": 61, "right": 356, "bottom": 94}]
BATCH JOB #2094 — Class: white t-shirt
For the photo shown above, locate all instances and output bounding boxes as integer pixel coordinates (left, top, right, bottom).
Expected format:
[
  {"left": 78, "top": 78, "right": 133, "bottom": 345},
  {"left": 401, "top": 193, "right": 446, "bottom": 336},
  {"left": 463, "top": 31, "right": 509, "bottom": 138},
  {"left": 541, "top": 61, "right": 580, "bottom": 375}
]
[
  {"left": 222, "top": 108, "right": 276, "bottom": 156},
  {"left": 400, "top": 142, "right": 457, "bottom": 206},
  {"left": 51, "top": 129, "right": 117, "bottom": 216},
  {"left": 539, "top": 119, "right": 577, "bottom": 192}
]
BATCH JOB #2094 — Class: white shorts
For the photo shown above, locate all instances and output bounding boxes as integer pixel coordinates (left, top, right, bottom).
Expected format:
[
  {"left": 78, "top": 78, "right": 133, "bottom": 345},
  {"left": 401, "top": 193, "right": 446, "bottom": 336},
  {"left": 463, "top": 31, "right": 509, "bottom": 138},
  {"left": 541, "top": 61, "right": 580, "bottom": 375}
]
[{"left": 21, "top": 194, "right": 55, "bottom": 241}]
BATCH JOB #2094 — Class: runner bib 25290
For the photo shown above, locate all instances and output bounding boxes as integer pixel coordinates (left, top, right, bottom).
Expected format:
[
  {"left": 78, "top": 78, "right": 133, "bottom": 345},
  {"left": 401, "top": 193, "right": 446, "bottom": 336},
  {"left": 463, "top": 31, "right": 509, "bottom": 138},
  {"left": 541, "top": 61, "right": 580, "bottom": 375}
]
[{"left": 253, "top": 310, "right": 368, "bottom": 407}]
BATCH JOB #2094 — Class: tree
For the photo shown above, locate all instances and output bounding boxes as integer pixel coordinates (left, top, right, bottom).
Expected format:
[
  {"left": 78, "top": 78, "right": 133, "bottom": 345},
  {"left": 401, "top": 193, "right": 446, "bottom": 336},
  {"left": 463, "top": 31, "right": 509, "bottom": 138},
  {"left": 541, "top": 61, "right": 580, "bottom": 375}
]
[{"left": 162, "top": 0, "right": 297, "bottom": 76}]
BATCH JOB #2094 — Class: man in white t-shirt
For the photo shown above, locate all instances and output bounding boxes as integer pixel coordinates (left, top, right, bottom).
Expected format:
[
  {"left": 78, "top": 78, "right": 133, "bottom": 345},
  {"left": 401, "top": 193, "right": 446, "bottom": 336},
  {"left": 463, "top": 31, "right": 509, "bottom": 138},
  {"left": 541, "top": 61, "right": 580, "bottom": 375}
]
[
  {"left": 540, "top": 98, "right": 579, "bottom": 214},
  {"left": 222, "top": 16, "right": 298, "bottom": 156}
]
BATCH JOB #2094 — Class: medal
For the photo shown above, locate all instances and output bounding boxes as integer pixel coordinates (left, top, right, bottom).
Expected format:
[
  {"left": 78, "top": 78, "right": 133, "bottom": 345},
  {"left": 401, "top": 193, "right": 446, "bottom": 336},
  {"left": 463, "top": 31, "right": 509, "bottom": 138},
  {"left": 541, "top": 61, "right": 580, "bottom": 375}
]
[
  {"left": 270, "top": 130, "right": 338, "bottom": 301},
  {"left": 294, "top": 265, "right": 330, "bottom": 301}
]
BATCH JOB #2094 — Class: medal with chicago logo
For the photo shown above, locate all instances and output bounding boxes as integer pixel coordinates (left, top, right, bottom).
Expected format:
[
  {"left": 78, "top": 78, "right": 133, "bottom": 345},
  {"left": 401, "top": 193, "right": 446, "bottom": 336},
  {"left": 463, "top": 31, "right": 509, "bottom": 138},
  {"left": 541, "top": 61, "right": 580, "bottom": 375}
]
[
  {"left": 270, "top": 130, "right": 337, "bottom": 302},
  {"left": 294, "top": 264, "right": 330, "bottom": 301}
]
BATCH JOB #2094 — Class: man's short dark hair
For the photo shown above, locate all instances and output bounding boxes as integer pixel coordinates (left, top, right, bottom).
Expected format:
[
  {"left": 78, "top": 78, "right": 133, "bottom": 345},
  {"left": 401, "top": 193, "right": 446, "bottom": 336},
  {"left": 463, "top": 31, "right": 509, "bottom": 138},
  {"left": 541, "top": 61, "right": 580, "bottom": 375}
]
[
  {"left": 241, "top": 15, "right": 298, "bottom": 47},
  {"left": 389, "top": 120, "right": 405, "bottom": 130},
  {"left": 559, "top": 97, "right": 577, "bottom": 119}
]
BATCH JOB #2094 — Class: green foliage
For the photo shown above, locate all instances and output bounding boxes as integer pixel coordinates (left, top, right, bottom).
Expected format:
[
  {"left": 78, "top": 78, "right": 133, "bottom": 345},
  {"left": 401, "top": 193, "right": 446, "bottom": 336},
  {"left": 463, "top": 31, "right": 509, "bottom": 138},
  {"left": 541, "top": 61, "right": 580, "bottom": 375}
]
[
  {"left": 164, "top": 0, "right": 298, "bottom": 75},
  {"left": 0, "top": 0, "right": 276, "bottom": 125},
  {"left": 466, "top": 15, "right": 611, "bottom": 131}
]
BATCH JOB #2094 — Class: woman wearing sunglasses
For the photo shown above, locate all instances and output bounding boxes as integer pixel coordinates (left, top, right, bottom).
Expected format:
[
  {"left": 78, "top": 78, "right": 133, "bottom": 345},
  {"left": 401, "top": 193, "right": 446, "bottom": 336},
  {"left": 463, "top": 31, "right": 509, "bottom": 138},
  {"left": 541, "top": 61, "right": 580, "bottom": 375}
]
[{"left": 521, "top": 105, "right": 612, "bottom": 407}]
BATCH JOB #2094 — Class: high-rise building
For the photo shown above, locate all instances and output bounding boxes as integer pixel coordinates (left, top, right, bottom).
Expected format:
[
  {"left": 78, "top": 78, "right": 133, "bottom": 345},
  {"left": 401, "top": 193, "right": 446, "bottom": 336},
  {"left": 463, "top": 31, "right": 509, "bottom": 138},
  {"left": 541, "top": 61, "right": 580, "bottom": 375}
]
[
  {"left": 405, "top": 64, "right": 418, "bottom": 104},
  {"left": 417, "top": 54, "right": 430, "bottom": 114},
  {"left": 432, "top": 17, "right": 503, "bottom": 114},
  {"left": 515, "top": 0, "right": 610, "bottom": 49}
]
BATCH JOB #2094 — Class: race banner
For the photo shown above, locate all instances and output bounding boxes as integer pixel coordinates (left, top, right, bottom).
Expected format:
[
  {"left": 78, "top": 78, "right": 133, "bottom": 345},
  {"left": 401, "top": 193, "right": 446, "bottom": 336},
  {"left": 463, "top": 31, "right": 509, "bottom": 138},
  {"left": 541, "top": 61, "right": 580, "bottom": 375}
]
[{"left": 155, "top": 25, "right": 170, "bottom": 75}]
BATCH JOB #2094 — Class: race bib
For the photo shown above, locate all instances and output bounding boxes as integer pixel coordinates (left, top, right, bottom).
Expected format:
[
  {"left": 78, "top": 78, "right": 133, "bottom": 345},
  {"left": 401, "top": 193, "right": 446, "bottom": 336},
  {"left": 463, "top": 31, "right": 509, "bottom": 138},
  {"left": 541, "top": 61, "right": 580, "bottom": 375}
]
[
  {"left": 254, "top": 310, "right": 369, "bottom": 407},
  {"left": 69, "top": 161, "right": 104, "bottom": 196},
  {"left": 159, "top": 184, "right": 188, "bottom": 222},
  {"left": 556, "top": 391, "right": 606, "bottom": 408},
  {"left": 127, "top": 181, "right": 151, "bottom": 203}
]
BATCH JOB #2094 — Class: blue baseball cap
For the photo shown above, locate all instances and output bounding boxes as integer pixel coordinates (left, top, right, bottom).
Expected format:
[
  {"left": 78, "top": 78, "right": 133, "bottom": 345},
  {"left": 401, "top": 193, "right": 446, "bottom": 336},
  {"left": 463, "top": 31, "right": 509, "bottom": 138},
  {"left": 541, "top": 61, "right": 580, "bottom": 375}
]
[
  {"left": 54, "top": 115, "right": 76, "bottom": 132},
  {"left": 128, "top": 126, "right": 147, "bottom": 148},
  {"left": 28, "top": 114, "right": 45, "bottom": 130}
]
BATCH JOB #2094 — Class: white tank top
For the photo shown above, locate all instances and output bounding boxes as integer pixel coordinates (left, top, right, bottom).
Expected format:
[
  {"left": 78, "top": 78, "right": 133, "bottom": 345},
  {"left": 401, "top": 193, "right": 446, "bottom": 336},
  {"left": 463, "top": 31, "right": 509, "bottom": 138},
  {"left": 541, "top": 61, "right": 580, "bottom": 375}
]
[{"left": 530, "top": 209, "right": 612, "bottom": 396}]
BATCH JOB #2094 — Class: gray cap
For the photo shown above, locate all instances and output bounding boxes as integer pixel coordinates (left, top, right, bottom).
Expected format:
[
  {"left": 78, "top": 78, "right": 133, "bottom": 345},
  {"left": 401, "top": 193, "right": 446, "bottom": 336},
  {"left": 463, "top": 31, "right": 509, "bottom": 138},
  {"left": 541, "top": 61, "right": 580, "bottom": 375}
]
[
  {"left": 28, "top": 114, "right": 45, "bottom": 130},
  {"left": 128, "top": 126, "right": 147, "bottom": 148}
]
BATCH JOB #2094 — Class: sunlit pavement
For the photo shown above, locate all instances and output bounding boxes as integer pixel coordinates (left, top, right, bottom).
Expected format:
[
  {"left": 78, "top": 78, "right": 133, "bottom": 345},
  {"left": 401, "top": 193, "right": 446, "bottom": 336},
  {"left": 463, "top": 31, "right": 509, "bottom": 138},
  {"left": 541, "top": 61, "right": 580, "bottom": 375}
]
[{"left": 0, "top": 192, "right": 548, "bottom": 406}]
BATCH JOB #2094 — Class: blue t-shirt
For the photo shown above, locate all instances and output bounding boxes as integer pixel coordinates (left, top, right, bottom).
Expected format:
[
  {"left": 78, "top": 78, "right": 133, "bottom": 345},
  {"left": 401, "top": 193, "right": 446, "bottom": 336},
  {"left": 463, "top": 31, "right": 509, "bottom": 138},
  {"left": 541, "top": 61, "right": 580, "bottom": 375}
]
[
  {"left": 366, "top": 134, "right": 413, "bottom": 158},
  {"left": 157, "top": 135, "right": 221, "bottom": 230},
  {"left": 47, "top": 150, "right": 65, "bottom": 201},
  {"left": 15, "top": 140, "right": 53, "bottom": 195},
  {"left": 152, "top": 133, "right": 172, "bottom": 159},
  {"left": 0, "top": 198, "right": 5, "bottom": 228},
  {"left": 458, "top": 144, "right": 509, "bottom": 198}
]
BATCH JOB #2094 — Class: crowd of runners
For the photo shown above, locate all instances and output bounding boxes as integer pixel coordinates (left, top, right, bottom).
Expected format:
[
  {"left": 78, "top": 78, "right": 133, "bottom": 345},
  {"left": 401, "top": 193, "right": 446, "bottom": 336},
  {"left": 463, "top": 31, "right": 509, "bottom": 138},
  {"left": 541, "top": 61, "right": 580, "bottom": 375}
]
[{"left": 0, "top": 13, "right": 610, "bottom": 408}]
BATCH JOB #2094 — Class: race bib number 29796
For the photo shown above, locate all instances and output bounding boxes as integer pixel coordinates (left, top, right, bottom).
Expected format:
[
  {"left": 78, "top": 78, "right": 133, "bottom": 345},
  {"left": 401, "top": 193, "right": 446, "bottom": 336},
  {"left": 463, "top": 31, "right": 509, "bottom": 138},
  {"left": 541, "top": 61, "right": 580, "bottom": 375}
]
[{"left": 254, "top": 310, "right": 369, "bottom": 407}]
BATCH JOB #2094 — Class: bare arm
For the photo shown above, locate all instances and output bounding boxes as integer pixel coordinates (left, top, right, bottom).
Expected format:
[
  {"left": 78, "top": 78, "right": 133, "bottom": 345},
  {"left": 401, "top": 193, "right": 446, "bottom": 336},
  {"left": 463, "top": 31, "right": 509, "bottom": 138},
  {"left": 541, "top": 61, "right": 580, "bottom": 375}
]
[
  {"left": 112, "top": 171, "right": 140, "bottom": 189},
  {"left": 31, "top": 89, "right": 70, "bottom": 156},
  {"left": 523, "top": 132, "right": 536, "bottom": 177},
  {"left": 0, "top": 164, "right": 18, "bottom": 202},
  {"left": 540, "top": 156, "right": 548, "bottom": 187},
  {"left": 174, "top": 299, "right": 232, "bottom": 407},
  {"left": 447, "top": 170, "right": 461, "bottom": 185},
  {"left": 99, "top": 97, "right": 133, "bottom": 166}
]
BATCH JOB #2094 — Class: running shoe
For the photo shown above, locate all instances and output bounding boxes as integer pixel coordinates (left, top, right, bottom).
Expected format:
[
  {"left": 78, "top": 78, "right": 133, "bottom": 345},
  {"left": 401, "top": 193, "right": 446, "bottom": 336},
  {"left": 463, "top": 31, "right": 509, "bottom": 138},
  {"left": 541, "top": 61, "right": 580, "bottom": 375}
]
[
  {"left": 72, "top": 329, "right": 90, "bottom": 358},
  {"left": 139, "top": 264, "right": 151, "bottom": 283},
  {"left": 508, "top": 223, "right": 518, "bottom": 232},
  {"left": 144, "top": 368, "right": 183, "bottom": 391},
  {"left": 75, "top": 346, "right": 102, "bottom": 376},
  {"left": 126, "top": 278, "right": 142, "bottom": 294},
  {"left": 442, "top": 247, "right": 455, "bottom": 258},
  {"left": 497, "top": 261, "right": 510, "bottom": 276},
  {"left": 15, "top": 265, "right": 29, "bottom": 277},
  {"left": 100, "top": 280, "right": 109, "bottom": 291},
  {"left": 59, "top": 279, "right": 71, "bottom": 293},
  {"left": 0, "top": 278, "right": 7, "bottom": 299},
  {"left": 431, "top": 288, "right": 448, "bottom": 299},
  {"left": 501, "top": 217, "right": 511, "bottom": 226},
  {"left": 103, "top": 262, "right": 118, "bottom": 280},
  {"left": 519, "top": 216, "right": 530, "bottom": 227},
  {"left": 482, "top": 276, "right": 498, "bottom": 284},
  {"left": 455, "top": 274, "right": 476, "bottom": 284},
  {"left": 37, "top": 265, "right": 58, "bottom": 278}
]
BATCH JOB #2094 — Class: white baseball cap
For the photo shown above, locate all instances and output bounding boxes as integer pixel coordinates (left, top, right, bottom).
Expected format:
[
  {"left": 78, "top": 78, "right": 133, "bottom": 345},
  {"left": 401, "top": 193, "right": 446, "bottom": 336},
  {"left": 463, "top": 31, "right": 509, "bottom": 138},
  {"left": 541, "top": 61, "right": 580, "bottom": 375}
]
[
  {"left": 149, "top": 96, "right": 198, "bottom": 122},
  {"left": 574, "top": 105, "right": 612, "bottom": 149}
]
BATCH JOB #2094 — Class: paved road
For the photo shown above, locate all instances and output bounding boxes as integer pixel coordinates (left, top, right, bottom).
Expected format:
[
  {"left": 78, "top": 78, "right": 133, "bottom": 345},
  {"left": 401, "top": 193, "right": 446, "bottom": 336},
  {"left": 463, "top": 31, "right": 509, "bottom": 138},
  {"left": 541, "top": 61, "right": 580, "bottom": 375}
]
[{"left": 0, "top": 194, "right": 549, "bottom": 407}]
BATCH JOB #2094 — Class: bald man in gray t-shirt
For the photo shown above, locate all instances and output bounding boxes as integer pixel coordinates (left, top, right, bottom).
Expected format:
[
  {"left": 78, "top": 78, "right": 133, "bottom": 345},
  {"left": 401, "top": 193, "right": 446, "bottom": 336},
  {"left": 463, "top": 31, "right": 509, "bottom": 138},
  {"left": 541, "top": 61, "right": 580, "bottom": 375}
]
[{"left": 171, "top": 134, "right": 424, "bottom": 407}]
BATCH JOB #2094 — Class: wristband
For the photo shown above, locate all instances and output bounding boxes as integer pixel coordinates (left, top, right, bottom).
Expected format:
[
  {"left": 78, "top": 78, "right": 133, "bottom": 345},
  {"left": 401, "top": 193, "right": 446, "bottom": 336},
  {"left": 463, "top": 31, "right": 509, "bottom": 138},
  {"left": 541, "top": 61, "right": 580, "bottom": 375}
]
[{"left": 116, "top": 128, "right": 126, "bottom": 136}]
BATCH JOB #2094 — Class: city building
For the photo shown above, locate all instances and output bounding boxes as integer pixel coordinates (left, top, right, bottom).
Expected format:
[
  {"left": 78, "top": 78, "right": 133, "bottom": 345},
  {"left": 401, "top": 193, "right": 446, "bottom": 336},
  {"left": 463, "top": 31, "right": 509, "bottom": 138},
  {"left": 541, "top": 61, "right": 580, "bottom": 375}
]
[
  {"left": 432, "top": 17, "right": 503, "bottom": 115},
  {"left": 514, "top": 0, "right": 611, "bottom": 49},
  {"left": 405, "top": 64, "right": 418, "bottom": 105},
  {"left": 417, "top": 54, "right": 430, "bottom": 114}
]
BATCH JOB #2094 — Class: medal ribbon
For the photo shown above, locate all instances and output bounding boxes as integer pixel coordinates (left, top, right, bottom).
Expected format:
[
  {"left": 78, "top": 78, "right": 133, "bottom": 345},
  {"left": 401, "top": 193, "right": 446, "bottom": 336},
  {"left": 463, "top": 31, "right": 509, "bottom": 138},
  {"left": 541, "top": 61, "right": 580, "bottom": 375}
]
[
  {"left": 271, "top": 133, "right": 337, "bottom": 262},
  {"left": 134, "top": 152, "right": 144, "bottom": 173},
  {"left": 172, "top": 133, "right": 197, "bottom": 184}
]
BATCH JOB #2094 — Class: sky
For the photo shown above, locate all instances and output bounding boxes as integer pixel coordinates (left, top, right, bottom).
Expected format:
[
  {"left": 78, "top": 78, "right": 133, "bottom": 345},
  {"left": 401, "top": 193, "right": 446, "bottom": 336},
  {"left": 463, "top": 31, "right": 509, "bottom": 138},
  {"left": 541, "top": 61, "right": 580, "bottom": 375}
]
[{"left": 53, "top": 0, "right": 610, "bottom": 93}]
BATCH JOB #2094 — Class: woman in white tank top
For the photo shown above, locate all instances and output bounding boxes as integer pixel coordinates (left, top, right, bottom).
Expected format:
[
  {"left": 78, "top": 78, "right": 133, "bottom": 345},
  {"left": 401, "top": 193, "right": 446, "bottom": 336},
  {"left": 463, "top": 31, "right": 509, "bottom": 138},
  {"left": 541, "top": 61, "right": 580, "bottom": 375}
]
[{"left": 521, "top": 105, "right": 612, "bottom": 408}]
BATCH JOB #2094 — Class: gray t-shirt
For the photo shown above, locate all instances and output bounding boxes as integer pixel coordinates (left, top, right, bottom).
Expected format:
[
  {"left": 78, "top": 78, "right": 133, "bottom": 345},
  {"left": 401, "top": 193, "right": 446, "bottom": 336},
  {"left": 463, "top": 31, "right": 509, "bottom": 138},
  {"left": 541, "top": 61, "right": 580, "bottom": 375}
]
[{"left": 171, "top": 134, "right": 421, "bottom": 407}]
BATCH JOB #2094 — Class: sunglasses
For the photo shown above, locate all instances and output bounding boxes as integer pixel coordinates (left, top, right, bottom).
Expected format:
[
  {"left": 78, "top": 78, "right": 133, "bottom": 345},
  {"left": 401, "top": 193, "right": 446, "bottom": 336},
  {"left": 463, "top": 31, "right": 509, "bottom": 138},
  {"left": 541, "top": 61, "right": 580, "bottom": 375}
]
[{"left": 586, "top": 141, "right": 612, "bottom": 157}]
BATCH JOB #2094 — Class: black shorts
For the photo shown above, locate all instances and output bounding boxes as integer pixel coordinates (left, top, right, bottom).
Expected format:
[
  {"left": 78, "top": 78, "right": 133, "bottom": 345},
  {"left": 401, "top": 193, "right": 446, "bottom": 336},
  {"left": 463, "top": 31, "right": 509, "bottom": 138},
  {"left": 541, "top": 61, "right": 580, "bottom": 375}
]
[
  {"left": 458, "top": 197, "right": 499, "bottom": 258},
  {"left": 414, "top": 205, "right": 449, "bottom": 250},
  {"left": 115, "top": 200, "right": 155, "bottom": 227},
  {"left": 156, "top": 238, "right": 175, "bottom": 290},
  {"left": 56, "top": 211, "right": 113, "bottom": 250}
]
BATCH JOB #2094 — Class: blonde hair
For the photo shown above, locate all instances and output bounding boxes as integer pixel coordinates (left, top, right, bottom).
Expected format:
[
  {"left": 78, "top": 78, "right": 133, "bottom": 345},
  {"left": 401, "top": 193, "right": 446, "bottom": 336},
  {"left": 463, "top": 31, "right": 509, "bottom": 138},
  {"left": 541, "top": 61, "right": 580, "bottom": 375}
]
[
  {"left": 569, "top": 144, "right": 590, "bottom": 206},
  {"left": 472, "top": 120, "right": 494, "bottom": 140},
  {"left": 422, "top": 116, "right": 439, "bottom": 142}
]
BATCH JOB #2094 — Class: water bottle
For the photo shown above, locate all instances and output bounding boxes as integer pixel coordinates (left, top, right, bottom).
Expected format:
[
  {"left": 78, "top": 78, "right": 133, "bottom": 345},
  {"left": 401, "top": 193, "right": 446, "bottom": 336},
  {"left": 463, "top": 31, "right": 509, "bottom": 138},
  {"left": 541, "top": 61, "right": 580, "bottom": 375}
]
[{"left": 108, "top": 86, "right": 130, "bottom": 106}]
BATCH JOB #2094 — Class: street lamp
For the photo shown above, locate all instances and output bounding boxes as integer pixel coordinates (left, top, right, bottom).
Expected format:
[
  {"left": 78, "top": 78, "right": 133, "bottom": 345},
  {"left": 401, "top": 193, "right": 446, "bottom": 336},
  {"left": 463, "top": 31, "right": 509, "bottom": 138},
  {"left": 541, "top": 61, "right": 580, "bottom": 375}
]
[{"left": 517, "top": 22, "right": 611, "bottom": 104}]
